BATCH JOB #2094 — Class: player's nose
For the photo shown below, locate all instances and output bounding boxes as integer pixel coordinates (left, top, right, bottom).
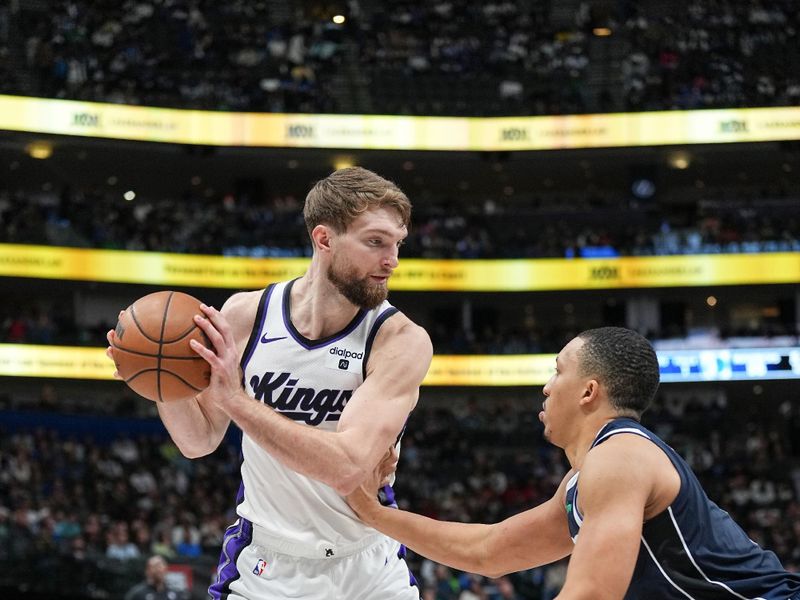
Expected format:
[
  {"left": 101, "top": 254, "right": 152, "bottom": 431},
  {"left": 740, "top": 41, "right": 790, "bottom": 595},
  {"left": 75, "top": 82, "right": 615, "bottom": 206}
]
[{"left": 383, "top": 246, "right": 399, "bottom": 269}]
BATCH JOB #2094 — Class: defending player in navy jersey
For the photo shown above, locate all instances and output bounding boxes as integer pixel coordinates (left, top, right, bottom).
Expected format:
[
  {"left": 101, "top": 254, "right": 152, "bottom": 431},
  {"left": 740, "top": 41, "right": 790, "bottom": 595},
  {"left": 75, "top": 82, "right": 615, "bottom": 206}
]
[
  {"left": 348, "top": 327, "right": 800, "bottom": 600},
  {"left": 107, "top": 167, "right": 431, "bottom": 599}
]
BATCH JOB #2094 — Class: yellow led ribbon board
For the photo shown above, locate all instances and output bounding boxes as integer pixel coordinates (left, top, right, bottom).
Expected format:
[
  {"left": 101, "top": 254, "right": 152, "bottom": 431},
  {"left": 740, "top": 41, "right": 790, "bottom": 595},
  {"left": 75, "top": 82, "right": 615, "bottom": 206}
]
[
  {"left": 1, "top": 94, "right": 799, "bottom": 150},
  {"left": 1, "top": 245, "right": 798, "bottom": 290}
]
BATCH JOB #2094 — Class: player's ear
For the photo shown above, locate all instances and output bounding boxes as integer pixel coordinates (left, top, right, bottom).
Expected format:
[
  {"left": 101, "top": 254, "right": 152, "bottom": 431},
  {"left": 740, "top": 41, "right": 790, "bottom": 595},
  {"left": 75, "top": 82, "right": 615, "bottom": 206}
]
[
  {"left": 311, "top": 224, "right": 334, "bottom": 254},
  {"left": 580, "top": 379, "right": 601, "bottom": 406}
]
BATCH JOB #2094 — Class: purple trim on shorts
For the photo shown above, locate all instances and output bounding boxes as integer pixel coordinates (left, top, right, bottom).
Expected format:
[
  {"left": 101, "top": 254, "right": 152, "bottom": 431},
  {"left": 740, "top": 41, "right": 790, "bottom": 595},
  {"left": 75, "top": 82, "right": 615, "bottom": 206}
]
[
  {"left": 209, "top": 482, "right": 253, "bottom": 600},
  {"left": 281, "top": 279, "right": 368, "bottom": 349},
  {"left": 383, "top": 485, "right": 419, "bottom": 589},
  {"left": 396, "top": 544, "right": 419, "bottom": 588}
]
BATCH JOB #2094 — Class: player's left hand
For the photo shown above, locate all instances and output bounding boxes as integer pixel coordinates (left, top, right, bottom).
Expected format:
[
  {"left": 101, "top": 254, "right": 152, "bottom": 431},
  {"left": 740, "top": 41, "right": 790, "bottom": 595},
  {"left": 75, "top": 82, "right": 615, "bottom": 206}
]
[
  {"left": 189, "top": 304, "right": 244, "bottom": 409},
  {"left": 105, "top": 311, "right": 125, "bottom": 380}
]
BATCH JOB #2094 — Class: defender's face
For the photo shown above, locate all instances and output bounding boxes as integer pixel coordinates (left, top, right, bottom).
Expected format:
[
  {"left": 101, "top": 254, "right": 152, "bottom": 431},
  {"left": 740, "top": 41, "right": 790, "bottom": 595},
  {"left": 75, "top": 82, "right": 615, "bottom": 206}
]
[
  {"left": 327, "top": 207, "right": 407, "bottom": 309},
  {"left": 540, "top": 337, "right": 586, "bottom": 446}
]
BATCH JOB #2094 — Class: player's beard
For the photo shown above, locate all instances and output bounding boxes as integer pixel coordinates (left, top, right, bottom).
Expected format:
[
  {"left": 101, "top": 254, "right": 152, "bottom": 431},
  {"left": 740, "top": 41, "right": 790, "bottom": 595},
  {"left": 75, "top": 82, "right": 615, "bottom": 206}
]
[{"left": 327, "top": 256, "right": 388, "bottom": 310}]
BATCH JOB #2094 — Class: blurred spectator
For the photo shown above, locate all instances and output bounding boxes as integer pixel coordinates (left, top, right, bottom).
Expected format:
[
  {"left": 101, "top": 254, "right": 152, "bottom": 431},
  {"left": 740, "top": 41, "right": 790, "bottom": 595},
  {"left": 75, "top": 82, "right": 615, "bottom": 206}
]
[
  {"left": 106, "top": 520, "right": 141, "bottom": 561},
  {"left": 124, "top": 554, "right": 190, "bottom": 600}
]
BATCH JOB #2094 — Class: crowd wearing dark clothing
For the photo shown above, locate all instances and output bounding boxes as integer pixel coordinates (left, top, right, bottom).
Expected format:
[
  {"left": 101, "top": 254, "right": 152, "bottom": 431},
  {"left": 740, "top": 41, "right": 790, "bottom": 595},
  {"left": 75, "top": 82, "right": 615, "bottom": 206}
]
[
  {"left": 2, "top": 186, "right": 798, "bottom": 260},
  {"left": 622, "top": 0, "right": 800, "bottom": 111},
  {"left": 1, "top": 392, "right": 799, "bottom": 598},
  {"left": 13, "top": 0, "right": 340, "bottom": 113},
  {"left": 2, "top": 0, "right": 798, "bottom": 116}
]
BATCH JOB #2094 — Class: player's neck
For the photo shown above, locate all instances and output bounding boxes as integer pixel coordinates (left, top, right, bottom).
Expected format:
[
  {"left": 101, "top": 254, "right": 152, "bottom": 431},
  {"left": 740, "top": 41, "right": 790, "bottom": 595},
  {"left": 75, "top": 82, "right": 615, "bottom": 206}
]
[
  {"left": 564, "top": 415, "right": 618, "bottom": 470},
  {"left": 290, "top": 270, "right": 362, "bottom": 339}
]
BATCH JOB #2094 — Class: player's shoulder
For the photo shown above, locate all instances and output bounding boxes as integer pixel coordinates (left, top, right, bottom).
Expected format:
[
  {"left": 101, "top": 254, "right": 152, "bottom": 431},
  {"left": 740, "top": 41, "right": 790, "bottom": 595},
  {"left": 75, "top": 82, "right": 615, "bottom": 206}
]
[
  {"left": 221, "top": 290, "right": 263, "bottom": 335},
  {"left": 375, "top": 310, "right": 432, "bottom": 351},
  {"left": 581, "top": 428, "right": 663, "bottom": 487},
  {"left": 221, "top": 289, "right": 262, "bottom": 313},
  {"left": 582, "top": 423, "right": 681, "bottom": 517},
  {"left": 365, "top": 310, "right": 432, "bottom": 384},
  {"left": 366, "top": 310, "right": 433, "bottom": 377},
  {"left": 587, "top": 426, "right": 659, "bottom": 463}
]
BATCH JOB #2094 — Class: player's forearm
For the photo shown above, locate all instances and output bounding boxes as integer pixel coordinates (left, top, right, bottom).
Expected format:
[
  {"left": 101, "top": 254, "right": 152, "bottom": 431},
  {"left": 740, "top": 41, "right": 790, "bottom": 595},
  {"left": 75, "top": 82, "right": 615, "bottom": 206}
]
[
  {"left": 358, "top": 503, "right": 497, "bottom": 576},
  {"left": 157, "top": 395, "right": 229, "bottom": 458},
  {"left": 220, "top": 391, "right": 366, "bottom": 493}
]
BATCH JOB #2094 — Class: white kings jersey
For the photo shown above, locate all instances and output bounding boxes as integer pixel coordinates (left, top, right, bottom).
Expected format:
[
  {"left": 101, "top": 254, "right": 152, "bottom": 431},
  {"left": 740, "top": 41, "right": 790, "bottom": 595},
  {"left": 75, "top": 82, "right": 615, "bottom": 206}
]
[{"left": 236, "top": 279, "right": 402, "bottom": 548}]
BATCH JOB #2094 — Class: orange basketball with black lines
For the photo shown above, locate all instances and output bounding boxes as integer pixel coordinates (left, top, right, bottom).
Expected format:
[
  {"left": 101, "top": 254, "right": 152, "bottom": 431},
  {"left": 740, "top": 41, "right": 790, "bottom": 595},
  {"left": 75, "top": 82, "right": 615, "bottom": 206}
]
[{"left": 110, "top": 291, "right": 212, "bottom": 402}]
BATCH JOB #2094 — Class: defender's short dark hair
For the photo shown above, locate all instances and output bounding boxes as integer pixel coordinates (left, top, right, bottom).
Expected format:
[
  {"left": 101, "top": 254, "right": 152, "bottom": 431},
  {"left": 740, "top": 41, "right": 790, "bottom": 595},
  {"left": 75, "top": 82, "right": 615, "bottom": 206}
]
[{"left": 576, "top": 327, "right": 660, "bottom": 417}]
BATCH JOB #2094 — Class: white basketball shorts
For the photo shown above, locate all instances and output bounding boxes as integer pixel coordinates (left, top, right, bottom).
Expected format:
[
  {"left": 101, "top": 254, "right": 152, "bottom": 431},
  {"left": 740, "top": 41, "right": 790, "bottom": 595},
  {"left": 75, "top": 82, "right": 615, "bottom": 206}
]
[{"left": 209, "top": 520, "right": 421, "bottom": 599}]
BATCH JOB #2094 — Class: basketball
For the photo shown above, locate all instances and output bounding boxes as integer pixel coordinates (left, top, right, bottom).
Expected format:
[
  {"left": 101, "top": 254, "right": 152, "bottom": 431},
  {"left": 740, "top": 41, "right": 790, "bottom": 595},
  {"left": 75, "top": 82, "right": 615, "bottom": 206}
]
[{"left": 110, "top": 291, "right": 212, "bottom": 403}]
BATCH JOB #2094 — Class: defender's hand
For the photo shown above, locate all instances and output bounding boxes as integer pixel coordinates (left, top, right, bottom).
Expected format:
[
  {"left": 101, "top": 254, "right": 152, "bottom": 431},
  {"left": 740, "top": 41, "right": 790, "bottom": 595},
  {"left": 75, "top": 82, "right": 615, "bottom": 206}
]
[{"left": 346, "top": 446, "right": 399, "bottom": 523}]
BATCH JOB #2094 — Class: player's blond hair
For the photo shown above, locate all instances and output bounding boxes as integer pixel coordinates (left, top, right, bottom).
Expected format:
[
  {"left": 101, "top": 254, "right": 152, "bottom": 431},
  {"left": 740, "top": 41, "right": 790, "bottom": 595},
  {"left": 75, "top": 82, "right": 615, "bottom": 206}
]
[{"left": 304, "top": 167, "right": 411, "bottom": 238}]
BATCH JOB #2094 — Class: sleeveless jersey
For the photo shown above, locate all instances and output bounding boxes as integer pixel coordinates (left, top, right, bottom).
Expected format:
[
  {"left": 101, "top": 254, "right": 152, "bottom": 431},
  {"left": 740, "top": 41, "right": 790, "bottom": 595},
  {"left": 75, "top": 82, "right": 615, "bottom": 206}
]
[
  {"left": 237, "top": 279, "right": 400, "bottom": 547},
  {"left": 565, "top": 418, "right": 800, "bottom": 600}
]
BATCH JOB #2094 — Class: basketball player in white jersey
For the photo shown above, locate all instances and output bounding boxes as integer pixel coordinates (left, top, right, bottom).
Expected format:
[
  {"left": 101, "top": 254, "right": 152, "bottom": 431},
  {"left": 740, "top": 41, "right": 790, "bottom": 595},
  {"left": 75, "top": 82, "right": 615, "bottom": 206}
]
[{"left": 107, "top": 167, "right": 431, "bottom": 599}]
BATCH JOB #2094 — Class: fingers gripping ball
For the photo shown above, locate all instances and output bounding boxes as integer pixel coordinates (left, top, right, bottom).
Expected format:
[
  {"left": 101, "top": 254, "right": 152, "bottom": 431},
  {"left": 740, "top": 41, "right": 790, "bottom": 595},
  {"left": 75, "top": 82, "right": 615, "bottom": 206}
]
[{"left": 111, "top": 291, "right": 212, "bottom": 402}]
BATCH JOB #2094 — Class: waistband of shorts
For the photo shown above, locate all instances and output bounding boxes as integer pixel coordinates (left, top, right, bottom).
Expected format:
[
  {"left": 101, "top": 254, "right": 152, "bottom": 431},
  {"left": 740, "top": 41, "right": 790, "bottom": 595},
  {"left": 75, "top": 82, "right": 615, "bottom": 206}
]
[{"left": 250, "top": 524, "right": 386, "bottom": 560}]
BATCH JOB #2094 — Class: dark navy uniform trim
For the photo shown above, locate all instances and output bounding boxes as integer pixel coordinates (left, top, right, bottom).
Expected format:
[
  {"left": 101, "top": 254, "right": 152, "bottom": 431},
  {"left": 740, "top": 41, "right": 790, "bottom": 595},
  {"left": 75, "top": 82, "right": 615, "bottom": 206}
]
[
  {"left": 282, "top": 279, "right": 368, "bottom": 349},
  {"left": 240, "top": 284, "right": 275, "bottom": 375},
  {"left": 361, "top": 307, "right": 400, "bottom": 379}
]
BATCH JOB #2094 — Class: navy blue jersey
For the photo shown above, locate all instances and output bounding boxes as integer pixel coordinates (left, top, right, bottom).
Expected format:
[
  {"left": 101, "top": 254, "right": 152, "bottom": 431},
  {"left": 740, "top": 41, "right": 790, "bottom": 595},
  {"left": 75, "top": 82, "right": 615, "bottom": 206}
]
[{"left": 565, "top": 418, "right": 800, "bottom": 600}]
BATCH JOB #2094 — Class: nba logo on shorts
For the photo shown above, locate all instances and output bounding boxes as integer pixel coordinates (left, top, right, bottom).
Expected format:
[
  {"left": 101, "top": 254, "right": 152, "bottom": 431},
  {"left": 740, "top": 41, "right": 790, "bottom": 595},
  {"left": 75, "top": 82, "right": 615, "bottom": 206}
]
[
  {"left": 252, "top": 558, "right": 268, "bottom": 576},
  {"left": 338, "top": 359, "right": 349, "bottom": 370}
]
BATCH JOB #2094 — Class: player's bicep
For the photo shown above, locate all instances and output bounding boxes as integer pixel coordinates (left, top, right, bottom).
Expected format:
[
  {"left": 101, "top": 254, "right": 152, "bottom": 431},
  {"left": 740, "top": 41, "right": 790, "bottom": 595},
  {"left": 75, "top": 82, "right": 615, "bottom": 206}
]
[
  {"left": 338, "top": 319, "right": 431, "bottom": 431},
  {"left": 560, "top": 446, "right": 651, "bottom": 599},
  {"left": 336, "top": 320, "right": 431, "bottom": 461}
]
